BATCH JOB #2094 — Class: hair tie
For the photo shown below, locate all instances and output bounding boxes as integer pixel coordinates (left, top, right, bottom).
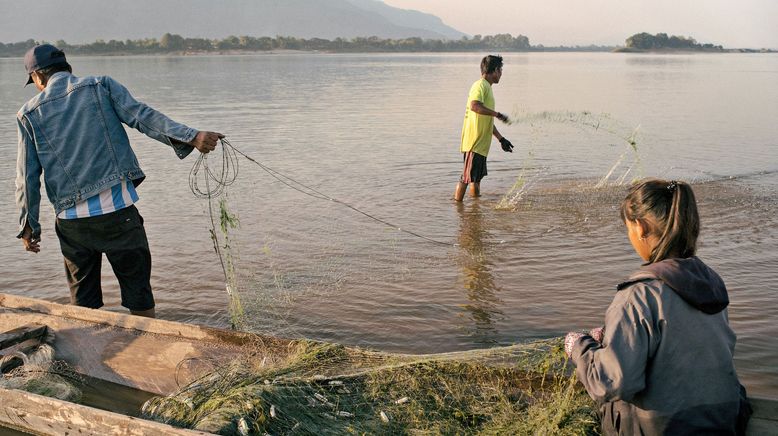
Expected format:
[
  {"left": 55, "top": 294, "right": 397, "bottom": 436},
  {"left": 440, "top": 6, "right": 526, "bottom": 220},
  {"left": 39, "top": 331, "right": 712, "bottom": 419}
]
[{"left": 667, "top": 180, "right": 678, "bottom": 192}]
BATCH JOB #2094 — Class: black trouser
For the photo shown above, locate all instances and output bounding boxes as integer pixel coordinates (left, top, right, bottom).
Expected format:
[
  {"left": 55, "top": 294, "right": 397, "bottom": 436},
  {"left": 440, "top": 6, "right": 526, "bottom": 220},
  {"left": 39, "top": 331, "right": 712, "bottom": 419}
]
[
  {"left": 461, "top": 151, "right": 488, "bottom": 184},
  {"left": 55, "top": 205, "right": 154, "bottom": 311}
]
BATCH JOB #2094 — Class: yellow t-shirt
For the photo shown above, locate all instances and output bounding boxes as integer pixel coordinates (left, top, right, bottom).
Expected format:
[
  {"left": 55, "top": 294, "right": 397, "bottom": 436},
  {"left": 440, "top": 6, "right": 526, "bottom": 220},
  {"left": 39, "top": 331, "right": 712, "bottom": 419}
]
[{"left": 460, "top": 78, "right": 495, "bottom": 156}]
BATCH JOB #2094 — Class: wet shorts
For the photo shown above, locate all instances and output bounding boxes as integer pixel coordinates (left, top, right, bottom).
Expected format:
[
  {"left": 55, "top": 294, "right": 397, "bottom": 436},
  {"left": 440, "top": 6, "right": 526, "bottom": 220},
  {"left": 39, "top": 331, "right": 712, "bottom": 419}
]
[
  {"left": 461, "top": 151, "right": 487, "bottom": 184},
  {"left": 55, "top": 205, "right": 154, "bottom": 311}
]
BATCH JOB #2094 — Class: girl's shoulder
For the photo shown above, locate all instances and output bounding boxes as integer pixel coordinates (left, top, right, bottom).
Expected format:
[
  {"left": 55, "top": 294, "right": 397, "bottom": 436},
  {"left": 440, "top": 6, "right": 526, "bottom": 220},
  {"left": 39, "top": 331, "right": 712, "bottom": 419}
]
[
  {"left": 617, "top": 258, "right": 729, "bottom": 314},
  {"left": 609, "top": 275, "right": 669, "bottom": 314},
  {"left": 616, "top": 273, "right": 666, "bottom": 298}
]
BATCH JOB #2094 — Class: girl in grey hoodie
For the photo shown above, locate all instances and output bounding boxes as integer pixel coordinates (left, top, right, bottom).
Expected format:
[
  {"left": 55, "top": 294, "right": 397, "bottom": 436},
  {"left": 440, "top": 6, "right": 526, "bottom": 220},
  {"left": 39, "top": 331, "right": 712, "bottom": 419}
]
[{"left": 565, "top": 179, "right": 751, "bottom": 435}]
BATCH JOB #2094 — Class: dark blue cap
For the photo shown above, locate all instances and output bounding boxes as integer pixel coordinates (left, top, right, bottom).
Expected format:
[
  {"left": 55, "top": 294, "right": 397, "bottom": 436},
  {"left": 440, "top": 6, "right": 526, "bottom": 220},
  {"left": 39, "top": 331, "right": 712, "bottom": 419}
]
[{"left": 24, "top": 44, "right": 68, "bottom": 86}]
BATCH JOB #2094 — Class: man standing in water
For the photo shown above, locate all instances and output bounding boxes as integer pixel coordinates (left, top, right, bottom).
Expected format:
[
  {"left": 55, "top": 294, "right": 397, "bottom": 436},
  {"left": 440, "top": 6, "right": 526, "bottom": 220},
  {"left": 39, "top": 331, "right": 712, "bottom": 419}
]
[
  {"left": 15, "top": 44, "right": 223, "bottom": 318},
  {"left": 454, "top": 55, "right": 513, "bottom": 201}
]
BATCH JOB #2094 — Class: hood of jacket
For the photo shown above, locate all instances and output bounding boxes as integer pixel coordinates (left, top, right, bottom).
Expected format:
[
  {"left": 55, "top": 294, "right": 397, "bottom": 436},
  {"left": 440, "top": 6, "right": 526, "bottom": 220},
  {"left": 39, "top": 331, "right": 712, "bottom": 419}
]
[{"left": 617, "top": 256, "right": 729, "bottom": 314}]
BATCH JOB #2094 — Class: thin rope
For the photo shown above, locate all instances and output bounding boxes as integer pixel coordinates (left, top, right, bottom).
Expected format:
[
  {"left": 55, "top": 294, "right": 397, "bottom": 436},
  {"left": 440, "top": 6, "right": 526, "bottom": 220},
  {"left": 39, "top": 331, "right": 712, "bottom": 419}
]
[
  {"left": 188, "top": 139, "right": 239, "bottom": 199},
  {"left": 218, "top": 138, "right": 455, "bottom": 247},
  {"left": 189, "top": 142, "right": 240, "bottom": 281}
]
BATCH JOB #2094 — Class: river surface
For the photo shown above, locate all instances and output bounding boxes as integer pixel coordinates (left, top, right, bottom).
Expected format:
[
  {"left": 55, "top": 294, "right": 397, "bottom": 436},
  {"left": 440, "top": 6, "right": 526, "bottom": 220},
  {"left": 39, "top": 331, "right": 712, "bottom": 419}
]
[{"left": 1, "top": 52, "right": 776, "bottom": 398}]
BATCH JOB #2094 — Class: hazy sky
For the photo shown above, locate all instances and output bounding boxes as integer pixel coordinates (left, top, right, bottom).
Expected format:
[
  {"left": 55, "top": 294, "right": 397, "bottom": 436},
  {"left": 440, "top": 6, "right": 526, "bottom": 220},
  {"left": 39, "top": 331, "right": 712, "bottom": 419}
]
[{"left": 384, "top": 0, "right": 778, "bottom": 48}]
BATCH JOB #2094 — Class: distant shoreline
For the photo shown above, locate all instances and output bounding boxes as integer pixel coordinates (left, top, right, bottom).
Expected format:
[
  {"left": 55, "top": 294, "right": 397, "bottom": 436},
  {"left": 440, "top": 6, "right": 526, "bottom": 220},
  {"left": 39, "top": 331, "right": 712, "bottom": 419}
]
[
  {"left": 613, "top": 47, "right": 775, "bottom": 54},
  {"left": 2, "top": 32, "right": 774, "bottom": 58},
  {"left": 2, "top": 48, "right": 775, "bottom": 58},
  {"left": 0, "top": 47, "right": 624, "bottom": 58}
]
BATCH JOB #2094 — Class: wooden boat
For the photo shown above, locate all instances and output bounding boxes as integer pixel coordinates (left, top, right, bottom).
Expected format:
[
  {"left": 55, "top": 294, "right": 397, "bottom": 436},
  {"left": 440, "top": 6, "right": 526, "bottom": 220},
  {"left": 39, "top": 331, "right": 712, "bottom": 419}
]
[
  {"left": 1, "top": 292, "right": 776, "bottom": 435},
  {"left": 0, "top": 293, "right": 271, "bottom": 435}
]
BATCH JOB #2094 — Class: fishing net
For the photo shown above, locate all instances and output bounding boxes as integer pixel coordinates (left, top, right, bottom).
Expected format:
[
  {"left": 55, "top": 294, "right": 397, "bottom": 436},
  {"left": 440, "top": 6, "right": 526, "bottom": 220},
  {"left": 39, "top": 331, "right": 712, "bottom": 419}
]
[
  {"left": 142, "top": 337, "right": 598, "bottom": 435},
  {"left": 0, "top": 342, "right": 84, "bottom": 403},
  {"left": 190, "top": 140, "right": 451, "bottom": 335},
  {"left": 194, "top": 108, "right": 645, "bottom": 335},
  {"left": 166, "top": 111, "right": 645, "bottom": 435}
]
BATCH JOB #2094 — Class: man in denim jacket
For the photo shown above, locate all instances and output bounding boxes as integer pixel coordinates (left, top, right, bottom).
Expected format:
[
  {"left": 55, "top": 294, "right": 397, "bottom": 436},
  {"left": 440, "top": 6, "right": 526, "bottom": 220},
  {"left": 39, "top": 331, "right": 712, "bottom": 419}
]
[{"left": 16, "top": 44, "right": 223, "bottom": 318}]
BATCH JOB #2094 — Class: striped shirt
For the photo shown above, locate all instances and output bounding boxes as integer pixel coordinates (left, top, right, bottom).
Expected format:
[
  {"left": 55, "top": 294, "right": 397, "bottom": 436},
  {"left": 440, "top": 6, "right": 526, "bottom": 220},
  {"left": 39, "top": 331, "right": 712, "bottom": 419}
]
[{"left": 58, "top": 179, "right": 139, "bottom": 219}]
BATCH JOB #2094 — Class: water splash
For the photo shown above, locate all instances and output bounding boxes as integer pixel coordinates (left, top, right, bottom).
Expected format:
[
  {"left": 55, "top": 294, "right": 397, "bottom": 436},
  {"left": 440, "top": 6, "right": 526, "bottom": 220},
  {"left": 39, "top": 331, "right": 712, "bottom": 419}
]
[
  {"left": 496, "top": 150, "right": 548, "bottom": 211},
  {"left": 499, "top": 110, "right": 644, "bottom": 206},
  {"left": 595, "top": 124, "right": 642, "bottom": 189}
]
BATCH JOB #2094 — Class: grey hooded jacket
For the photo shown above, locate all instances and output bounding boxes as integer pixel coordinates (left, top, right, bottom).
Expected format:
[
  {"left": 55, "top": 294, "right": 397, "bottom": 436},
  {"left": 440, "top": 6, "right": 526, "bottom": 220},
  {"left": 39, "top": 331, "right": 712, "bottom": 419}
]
[{"left": 571, "top": 256, "right": 749, "bottom": 434}]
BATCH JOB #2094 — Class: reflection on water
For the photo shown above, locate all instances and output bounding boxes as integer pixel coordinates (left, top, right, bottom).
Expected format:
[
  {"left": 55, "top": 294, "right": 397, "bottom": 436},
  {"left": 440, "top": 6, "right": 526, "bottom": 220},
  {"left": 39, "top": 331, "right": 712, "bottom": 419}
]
[
  {"left": 455, "top": 201, "right": 503, "bottom": 345},
  {"left": 623, "top": 54, "right": 696, "bottom": 67}
]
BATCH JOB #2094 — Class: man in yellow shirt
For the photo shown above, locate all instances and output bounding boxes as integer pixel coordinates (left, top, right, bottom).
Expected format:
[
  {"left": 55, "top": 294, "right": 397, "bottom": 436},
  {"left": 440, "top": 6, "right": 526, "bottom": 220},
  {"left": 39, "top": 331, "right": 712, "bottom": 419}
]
[{"left": 455, "top": 55, "right": 513, "bottom": 201}]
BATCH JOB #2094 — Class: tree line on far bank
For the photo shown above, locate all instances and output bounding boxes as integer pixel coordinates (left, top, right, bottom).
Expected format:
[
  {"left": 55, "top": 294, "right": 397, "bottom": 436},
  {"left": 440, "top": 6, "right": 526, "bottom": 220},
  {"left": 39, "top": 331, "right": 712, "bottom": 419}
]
[
  {"left": 0, "top": 33, "right": 536, "bottom": 56},
  {"left": 624, "top": 32, "right": 723, "bottom": 51},
  {"left": 2, "top": 32, "right": 744, "bottom": 57}
]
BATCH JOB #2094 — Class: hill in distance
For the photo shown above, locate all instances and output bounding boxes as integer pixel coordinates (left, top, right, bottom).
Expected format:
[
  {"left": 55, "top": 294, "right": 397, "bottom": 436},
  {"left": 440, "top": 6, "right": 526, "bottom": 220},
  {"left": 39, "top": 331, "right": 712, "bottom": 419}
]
[{"left": 0, "top": 0, "right": 466, "bottom": 43}]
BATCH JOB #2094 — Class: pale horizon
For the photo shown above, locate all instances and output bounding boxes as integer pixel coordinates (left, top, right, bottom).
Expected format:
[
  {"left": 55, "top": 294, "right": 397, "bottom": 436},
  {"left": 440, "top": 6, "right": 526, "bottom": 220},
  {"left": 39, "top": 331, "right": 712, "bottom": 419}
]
[
  {"left": 384, "top": 0, "right": 778, "bottom": 49},
  {"left": 0, "top": 0, "right": 775, "bottom": 49}
]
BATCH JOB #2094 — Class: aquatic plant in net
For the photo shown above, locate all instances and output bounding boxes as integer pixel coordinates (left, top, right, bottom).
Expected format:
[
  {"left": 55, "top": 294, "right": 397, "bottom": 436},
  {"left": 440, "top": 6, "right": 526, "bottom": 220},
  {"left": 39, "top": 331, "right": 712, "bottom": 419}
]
[{"left": 142, "top": 337, "right": 599, "bottom": 435}]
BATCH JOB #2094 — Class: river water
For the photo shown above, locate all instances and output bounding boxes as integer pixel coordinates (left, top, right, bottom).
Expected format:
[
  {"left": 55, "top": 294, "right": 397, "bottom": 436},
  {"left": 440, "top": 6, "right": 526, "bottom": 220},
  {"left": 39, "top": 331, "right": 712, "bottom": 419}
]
[{"left": 0, "top": 52, "right": 776, "bottom": 398}]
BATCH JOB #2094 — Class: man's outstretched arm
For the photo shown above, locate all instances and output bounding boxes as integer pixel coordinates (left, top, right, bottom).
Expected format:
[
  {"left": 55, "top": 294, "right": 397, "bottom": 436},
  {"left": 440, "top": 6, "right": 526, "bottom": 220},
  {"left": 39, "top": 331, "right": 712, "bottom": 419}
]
[
  {"left": 470, "top": 100, "right": 508, "bottom": 122},
  {"left": 102, "top": 76, "right": 225, "bottom": 158}
]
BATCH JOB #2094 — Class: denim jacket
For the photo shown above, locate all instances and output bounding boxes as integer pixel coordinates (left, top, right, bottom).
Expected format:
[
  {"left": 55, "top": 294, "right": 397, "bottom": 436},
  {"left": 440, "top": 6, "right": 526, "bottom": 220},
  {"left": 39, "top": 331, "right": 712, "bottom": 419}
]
[{"left": 16, "top": 72, "right": 198, "bottom": 238}]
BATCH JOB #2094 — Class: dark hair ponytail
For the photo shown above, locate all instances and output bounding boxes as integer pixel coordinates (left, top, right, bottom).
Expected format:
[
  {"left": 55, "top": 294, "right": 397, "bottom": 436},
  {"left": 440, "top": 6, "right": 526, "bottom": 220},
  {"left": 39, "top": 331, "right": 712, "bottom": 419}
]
[{"left": 619, "top": 179, "right": 700, "bottom": 263}]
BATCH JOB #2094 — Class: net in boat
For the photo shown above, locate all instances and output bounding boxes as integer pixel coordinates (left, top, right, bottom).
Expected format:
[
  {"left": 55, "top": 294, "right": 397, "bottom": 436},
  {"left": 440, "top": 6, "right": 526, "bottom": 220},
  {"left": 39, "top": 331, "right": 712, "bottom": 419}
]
[
  {"left": 0, "top": 340, "right": 83, "bottom": 403},
  {"left": 141, "top": 337, "right": 598, "bottom": 435}
]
